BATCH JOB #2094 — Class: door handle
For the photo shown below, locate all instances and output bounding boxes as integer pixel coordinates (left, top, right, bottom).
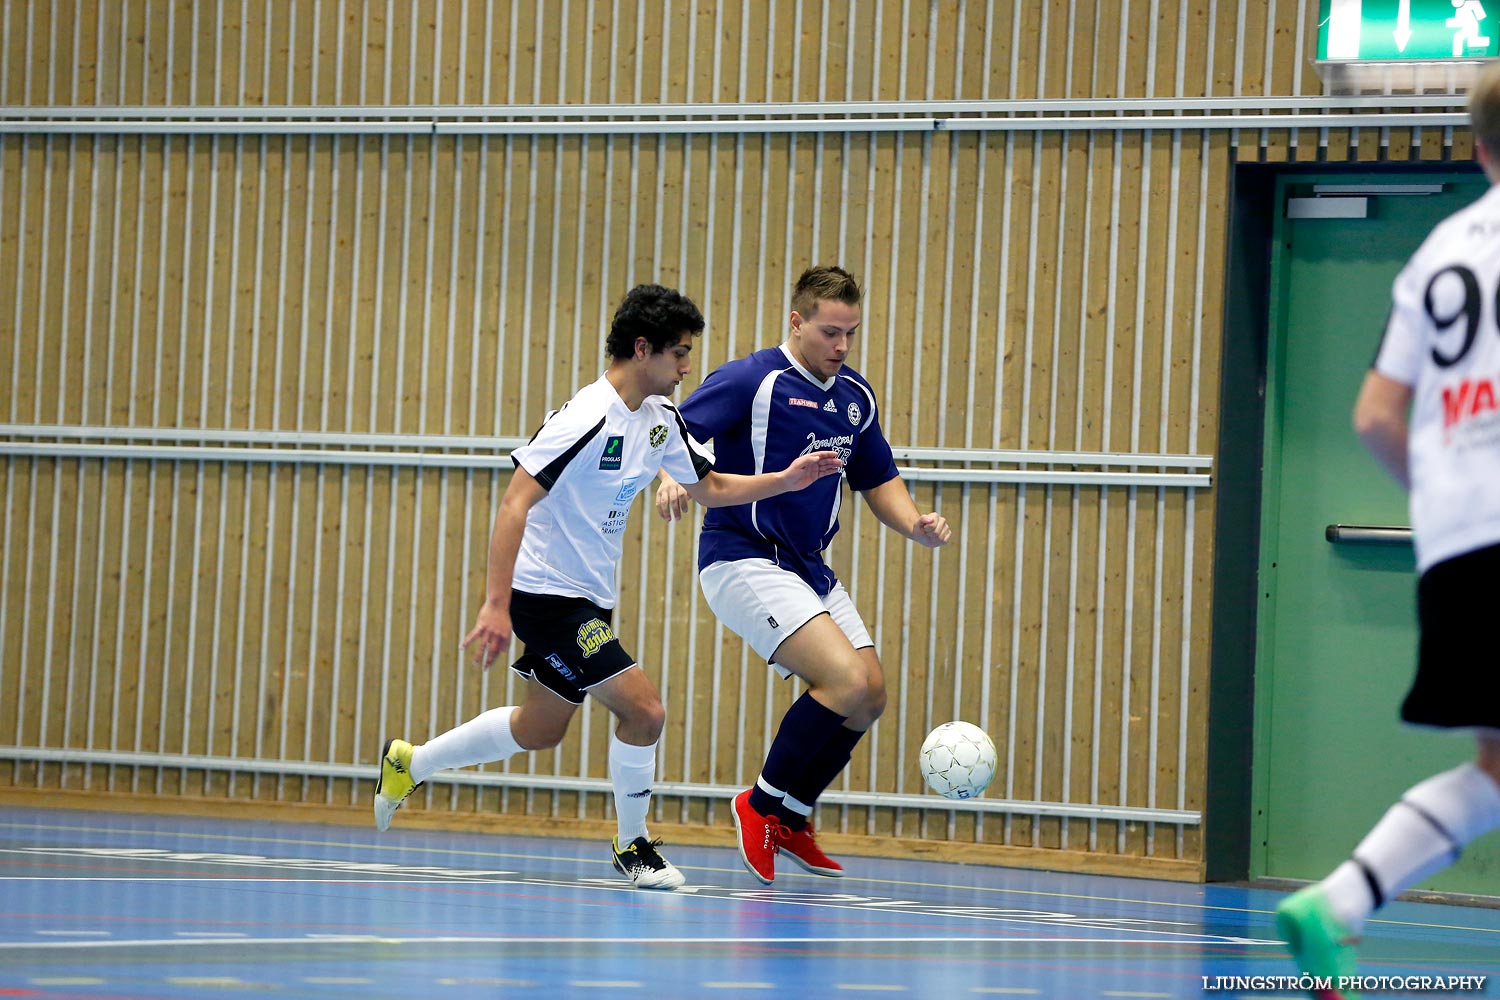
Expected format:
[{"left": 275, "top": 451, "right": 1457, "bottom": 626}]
[{"left": 1324, "top": 524, "right": 1412, "bottom": 544}]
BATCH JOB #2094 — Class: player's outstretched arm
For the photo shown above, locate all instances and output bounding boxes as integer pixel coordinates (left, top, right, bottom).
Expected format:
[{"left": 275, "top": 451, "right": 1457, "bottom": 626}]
[
  {"left": 654, "top": 470, "right": 693, "bottom": 522},
  {"left": 461, "top": 467, "right": 548, "bottom": 670},
  {"left": 680, "top": 451, "right": 843, "bottom": 508},
  {"left": 860, "top": 475, "right": 952, "bottom": 548},
  {"left": 1353, "top": 369, "right": 1413, "bottom": 491}
]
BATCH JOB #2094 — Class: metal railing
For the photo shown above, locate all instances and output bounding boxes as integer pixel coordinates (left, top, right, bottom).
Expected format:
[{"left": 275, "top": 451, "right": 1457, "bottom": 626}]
[
  {"left": 0, "top": 96, "right": 1469, "bottom": 136},
  {"left": 0, "top": 745, "right": 1201, "bottom": 825},
  {"left": 1, "top": 424, "right": 1213, "bottom": 488}
]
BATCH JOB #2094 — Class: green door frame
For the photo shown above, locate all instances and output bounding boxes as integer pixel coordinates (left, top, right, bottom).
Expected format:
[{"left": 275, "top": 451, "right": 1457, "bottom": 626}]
[{"left": 1205, "top": 159, "right": 1481, "bottom": 884}]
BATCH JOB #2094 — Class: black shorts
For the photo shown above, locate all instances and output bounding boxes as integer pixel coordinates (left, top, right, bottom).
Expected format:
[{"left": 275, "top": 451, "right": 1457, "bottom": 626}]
[
  {"left": 1402, "top": 541, "right": 1500, "bottom": 729},
  {"left": 507, "top": 590, "right": 636, "bottom": 705}
]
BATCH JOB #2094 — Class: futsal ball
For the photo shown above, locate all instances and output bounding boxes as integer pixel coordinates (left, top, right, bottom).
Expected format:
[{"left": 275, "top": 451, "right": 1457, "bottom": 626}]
[{"left": 919, "top": 721, "right": 998, "bottom": 800}]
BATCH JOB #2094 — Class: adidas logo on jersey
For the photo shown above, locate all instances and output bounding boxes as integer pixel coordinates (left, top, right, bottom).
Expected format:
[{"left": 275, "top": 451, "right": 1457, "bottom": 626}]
[{"left": 823, "top": 399, "right": 837, "bottom": 412}]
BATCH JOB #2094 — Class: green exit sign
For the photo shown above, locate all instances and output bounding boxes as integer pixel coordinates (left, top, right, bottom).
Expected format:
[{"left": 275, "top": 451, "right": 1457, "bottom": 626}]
[{"left": 1319, "top": 0, "right": 1500, "bottom": 60}]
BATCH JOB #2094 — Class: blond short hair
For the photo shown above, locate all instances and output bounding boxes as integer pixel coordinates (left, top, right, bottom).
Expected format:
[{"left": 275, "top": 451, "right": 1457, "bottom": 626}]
[{"left": 1470, "top": 60, "right": 1500, "bottom": 158}]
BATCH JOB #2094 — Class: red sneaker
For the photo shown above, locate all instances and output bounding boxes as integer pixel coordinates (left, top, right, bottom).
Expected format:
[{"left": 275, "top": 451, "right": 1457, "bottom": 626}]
[
  {"left": 731, "top": 789, "right": 782, "bottom": 884},
  {"left": 777, "top": 822, "right": 844, "bottom": 877}
]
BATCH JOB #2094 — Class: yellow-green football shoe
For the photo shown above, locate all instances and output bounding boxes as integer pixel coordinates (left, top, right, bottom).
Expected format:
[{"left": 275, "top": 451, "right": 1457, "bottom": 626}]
[
  {"left": 373, "top": 738, "right": 420, "bottom": 832},
  {"left": 1275, "top": 884, "right": 1361, "bottom": 1000}
]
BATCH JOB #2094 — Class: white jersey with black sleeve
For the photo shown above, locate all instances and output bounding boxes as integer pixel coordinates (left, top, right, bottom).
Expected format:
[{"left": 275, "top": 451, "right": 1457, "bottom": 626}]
[
  {"left": 1375, "top": 182, "right": 1500, "bottom": 572},
  {"left": 509, "top": 375, "right": 714, "bottom": 607}
]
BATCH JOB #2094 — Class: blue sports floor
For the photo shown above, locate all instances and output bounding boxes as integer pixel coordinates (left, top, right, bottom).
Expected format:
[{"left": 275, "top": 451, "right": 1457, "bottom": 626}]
[{"left": 1, "top": 807, "right": 1496, "bottom": 999}]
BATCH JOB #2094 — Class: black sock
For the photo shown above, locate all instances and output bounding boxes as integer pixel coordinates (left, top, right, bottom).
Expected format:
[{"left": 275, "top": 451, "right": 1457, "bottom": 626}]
[
  {"left": 778, "top": 724, "right": 866, "bottom": 830},
  {"left": 748, "top": 692, "right": 848, "bottom": 818}
]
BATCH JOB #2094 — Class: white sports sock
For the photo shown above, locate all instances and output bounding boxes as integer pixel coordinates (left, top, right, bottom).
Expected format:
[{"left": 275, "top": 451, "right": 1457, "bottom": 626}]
[
  {"left": 1323, "top": 762, "right": 1500, "bottom": 934},
  {"left": 755, "top": 775, "right": 787, "bottom": 798},
  {"left": 609, "top": 732, "right": 658, "bottom": 844},
  {"left": 1320, "top": 860, "right": 1376, "bottom": 933},
  {"left": 408, "top": 706, "right": 522, "bottom": 784},
  {"left": 781, "top": 794, "right": 813, "bottom": 818}
]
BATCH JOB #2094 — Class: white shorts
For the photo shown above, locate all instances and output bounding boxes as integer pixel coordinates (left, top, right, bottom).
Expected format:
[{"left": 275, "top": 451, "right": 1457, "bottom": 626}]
[{"left": 698, "top": 557, "right": 874, "bottom": 678}]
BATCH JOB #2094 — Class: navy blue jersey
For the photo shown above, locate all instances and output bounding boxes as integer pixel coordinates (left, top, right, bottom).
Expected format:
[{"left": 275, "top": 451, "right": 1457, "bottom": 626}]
[{"left": 678, "top": 344, "right": 899, "bottom": 594}]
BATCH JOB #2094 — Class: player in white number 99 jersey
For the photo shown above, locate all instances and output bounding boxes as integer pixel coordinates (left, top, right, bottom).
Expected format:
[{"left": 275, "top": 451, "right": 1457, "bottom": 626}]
[{"left": 1276, "top": 61, "right": 1500, "bottom": 999}]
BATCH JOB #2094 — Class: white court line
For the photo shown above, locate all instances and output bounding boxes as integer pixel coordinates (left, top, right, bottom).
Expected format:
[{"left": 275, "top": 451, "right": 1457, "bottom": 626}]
[
  {"left": 569, "top": 983, "right": 643, "bottom": 989},
  {"left": 971, "top": 990, "right": 1040, "bottom": 996},
  {"left": 1, "top": 848, "right": 1278, "bottom": 946},
  {"left": 173, "top": 931, "right": 248, "bottom": 938},
  {"left": 0, "top": 817, "right": 1263, "bottom": 915},
  {"left": 4, "top": 816, "right": 1487, "bottom": 939},
  {"left": 0, "top": 935, "right": 1280, "bottom": 951},
  {"left": 35, "top": 929, "right": 110, "bottom": 935},
  {"left": 0, "top": 847, "right": 513, "bottom": 879},
  {"left": 2, "top": 870, "right": 1281, "bottom": 946},
  {"left": 2, "top": 877, "right": 518, "bottom": 883},
  {"left": 702, "top": 984, "right": 774, "bottom": 991},
  {"left": 835, "top": 987, "right": 909, "bottom": 993}
]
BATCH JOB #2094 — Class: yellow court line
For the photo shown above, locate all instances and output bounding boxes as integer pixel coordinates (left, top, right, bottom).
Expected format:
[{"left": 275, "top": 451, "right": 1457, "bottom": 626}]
[{"left": 3, "top": 818, "right": 1497, "bottom": 934}]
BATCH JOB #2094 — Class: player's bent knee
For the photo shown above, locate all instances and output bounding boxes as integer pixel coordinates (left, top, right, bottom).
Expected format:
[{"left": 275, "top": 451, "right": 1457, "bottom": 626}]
[
  {"left": 619, "top": 698, "right": 666, "bottom": 742},
  {"left": 853, "top": 667, "right": 886, "bottom": 710},
  {"left": 824, "top": 668, "right": 880, "bottom": 720},
  {"left": 515, "top": 723, "right": 569, "bottom": 752}
]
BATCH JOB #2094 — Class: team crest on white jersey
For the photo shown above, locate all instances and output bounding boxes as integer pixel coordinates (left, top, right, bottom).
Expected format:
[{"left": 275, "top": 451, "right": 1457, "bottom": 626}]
[
  {"left": 823, "top": 399, "right": 837, "bottom": 412},
  {"left": 649, "top": 424, "right": 668, "bottom": 448},
  {"left": 847, "top": 402, "right": 861, "bottom": 425}
]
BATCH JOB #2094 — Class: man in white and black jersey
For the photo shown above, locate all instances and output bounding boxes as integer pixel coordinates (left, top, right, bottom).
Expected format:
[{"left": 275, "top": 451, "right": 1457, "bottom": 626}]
[
  {"left": 1276, "top": 63, "right": 1500, "bottom": 997},
  {"left": 371, "top": 284, "right": 843, "bottom": 890}
]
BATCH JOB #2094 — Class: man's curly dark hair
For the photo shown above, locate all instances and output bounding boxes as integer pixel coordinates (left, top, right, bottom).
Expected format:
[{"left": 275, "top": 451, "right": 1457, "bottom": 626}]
[{"left": 605, "top": 284, "right": 706, "bottom": 359}]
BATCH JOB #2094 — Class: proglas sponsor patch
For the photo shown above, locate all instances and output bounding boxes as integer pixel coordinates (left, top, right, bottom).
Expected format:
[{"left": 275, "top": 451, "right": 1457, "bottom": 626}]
[{"left": 599, "top": 434, "right": 625, "bottom": 470}]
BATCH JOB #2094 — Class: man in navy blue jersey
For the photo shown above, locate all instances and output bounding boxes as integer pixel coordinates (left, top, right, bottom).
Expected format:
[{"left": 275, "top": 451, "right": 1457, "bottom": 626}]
[{"left": 657, "top": 266, "right": 952, "bottom": 883}]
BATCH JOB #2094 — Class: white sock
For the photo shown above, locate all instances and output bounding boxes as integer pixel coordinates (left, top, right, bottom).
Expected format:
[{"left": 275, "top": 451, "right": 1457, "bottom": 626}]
[
  {"left": 1321, "top": 860, "right": 1376, "bottom": 933},
  {"left": 1323, "top": 762, "right": 1500, "bottom": 933},
  {"left": 408, "top": 706, "right": 522, "bottom": 784},
  {"left": 782, "top": 794, "right": 813, "bottom": 818},
  {"left": 609, "top": 732, "right": 658, "bottom": 844}
]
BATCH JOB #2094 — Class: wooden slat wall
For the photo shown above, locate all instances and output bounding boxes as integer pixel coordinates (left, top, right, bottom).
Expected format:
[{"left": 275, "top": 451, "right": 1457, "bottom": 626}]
[{"left": 0, "top": 0, "right": 1473, "bottom": 875}]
